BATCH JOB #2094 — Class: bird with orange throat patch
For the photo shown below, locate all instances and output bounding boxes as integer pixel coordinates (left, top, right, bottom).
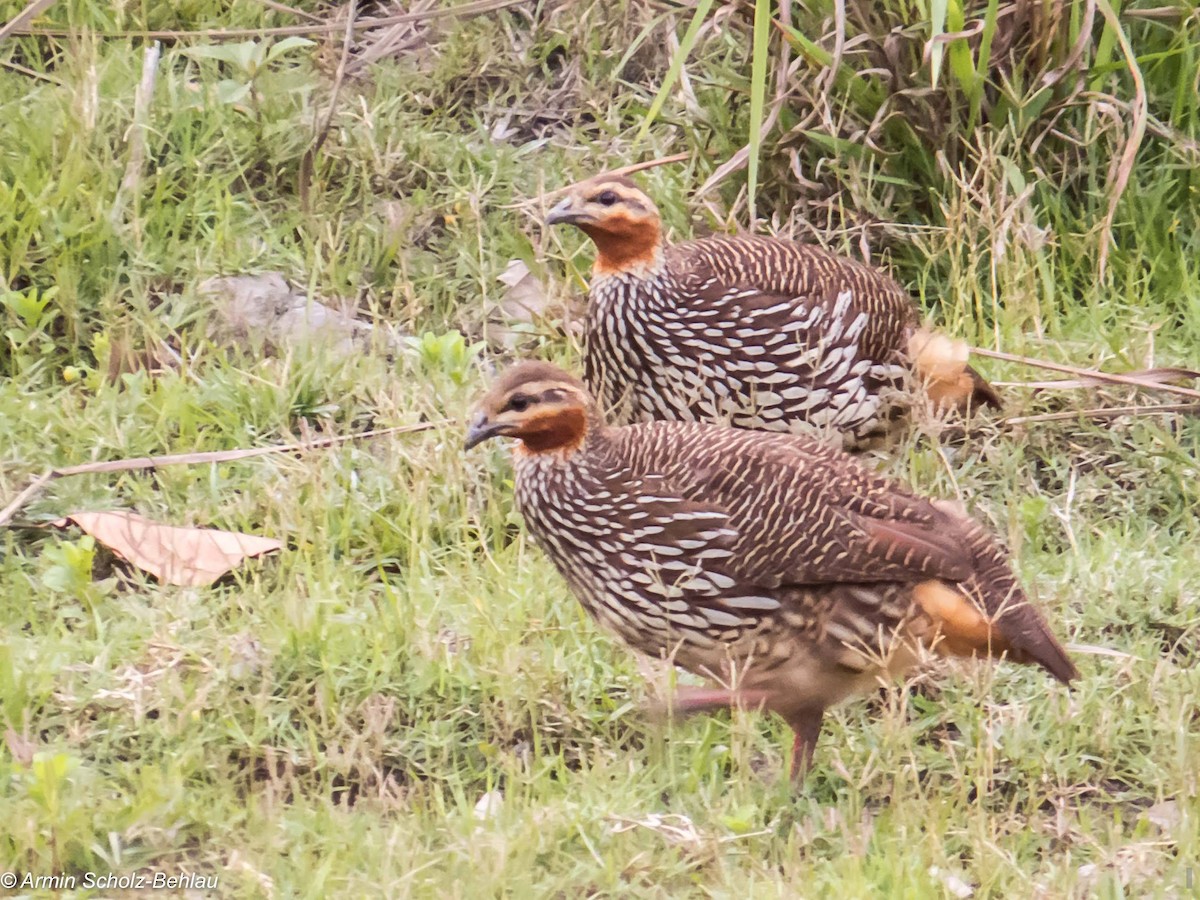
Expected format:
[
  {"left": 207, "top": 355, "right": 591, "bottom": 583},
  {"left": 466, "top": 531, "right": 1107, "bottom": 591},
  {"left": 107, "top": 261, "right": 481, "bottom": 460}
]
[
  {"left": 546, "top": 175, "right": 1001, "bottom": 449},
  {"left": 466, "top": 361, "right": 1076, "bottom": 782}
]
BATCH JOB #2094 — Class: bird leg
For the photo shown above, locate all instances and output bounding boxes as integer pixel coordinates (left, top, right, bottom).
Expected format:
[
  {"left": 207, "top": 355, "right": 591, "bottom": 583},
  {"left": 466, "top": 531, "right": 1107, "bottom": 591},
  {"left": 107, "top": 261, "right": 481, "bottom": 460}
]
[
  {"left": 653, "top": 688, "right": 825, "bottom": 784},
  {"left": 786, "top": 709, "right": 825, "bottom": 782},
  {"left": 661, "top": 685, "right": 771, "bottom": 717}
]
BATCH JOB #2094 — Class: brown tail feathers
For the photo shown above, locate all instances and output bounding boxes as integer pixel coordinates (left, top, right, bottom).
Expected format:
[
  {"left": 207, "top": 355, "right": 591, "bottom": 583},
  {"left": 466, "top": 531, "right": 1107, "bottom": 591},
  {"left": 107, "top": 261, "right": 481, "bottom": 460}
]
[{"left": 963, "top": 524, "right": 1078, "bottom": 684}]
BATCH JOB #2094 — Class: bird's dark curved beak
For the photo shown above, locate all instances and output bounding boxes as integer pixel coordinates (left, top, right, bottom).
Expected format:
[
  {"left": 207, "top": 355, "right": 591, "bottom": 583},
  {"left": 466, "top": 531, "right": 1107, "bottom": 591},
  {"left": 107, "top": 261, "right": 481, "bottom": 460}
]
[
  {"left": 464, "top": 412, "right": 505, "bottom": 450},
  {"left": 546, "top": 197, "right": 590, "bottom": 226}
]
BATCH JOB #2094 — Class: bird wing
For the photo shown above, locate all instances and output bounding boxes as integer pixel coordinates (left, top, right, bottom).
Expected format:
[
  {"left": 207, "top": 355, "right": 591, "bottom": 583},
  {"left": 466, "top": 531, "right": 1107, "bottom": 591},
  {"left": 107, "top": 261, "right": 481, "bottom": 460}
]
[
  {"left": 602, "top": 424, "right": 1076, "bottom": 682},
  {"left": 579, "top": 466, "right": 803, "bottom": 641},
  {"left": 584, "top": 449, "right": 970, "bottom": 665},
  {"left": 669, "top": 235, "right": 918, "bottom": 360},
  {"left": 644, "top": 430, "right": 974, "bottom": 588}
]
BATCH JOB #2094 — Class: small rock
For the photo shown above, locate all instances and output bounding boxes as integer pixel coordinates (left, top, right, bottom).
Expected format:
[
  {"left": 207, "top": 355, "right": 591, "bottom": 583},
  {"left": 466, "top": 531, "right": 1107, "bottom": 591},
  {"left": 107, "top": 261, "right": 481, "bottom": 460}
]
[
  {"left": 497, "top": 260, "right": 550, "bottom": 320},
  {"left": 199, "top": 272, "right": 402, "bottom": 356},
  {"left": 929, "top": 865, "right": 975, "bottom": 899},
  {"left": 1141, "top": 799, "right": 1182, "bottom": 834}
]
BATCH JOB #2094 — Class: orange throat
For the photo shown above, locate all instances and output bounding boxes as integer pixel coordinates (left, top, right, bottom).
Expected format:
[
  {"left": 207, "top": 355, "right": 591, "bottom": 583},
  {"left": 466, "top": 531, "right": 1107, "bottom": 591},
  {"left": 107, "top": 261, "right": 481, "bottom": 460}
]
[
  {"left": 581, "top": 216, "right": 663, "bottom": 277},
  {"left": 513, "top": 406, "right": 588, "bottom": 458}
]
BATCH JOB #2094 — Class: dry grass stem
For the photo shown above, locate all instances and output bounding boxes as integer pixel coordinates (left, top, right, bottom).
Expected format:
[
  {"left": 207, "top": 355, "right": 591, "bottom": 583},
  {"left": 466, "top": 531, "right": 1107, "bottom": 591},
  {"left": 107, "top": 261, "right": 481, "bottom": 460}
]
[
  {"left": 0, "top": 421, "right": 448, "bottom": 527},
  {"left": 0, "top": 0, "right": 59, "bottom": 42},
  {"left": 1093, "top": 0, "right": 1148, "bottom": 278},
  {"left": 1002, "top": 403, "right": 1200, "bottom": 426},
  {"left": 972, "top": 348, "right": 1200, "bottom": 402}
]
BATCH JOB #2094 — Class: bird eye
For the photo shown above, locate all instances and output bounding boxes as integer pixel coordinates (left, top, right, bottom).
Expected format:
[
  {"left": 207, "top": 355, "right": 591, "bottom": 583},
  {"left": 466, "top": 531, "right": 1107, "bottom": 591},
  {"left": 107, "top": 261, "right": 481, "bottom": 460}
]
[
  {"left": 507, "top": 394, "right": 532, "bottom": 413},
  {"left": 595, "top": 190, "right": 618, "bottom": 206}
]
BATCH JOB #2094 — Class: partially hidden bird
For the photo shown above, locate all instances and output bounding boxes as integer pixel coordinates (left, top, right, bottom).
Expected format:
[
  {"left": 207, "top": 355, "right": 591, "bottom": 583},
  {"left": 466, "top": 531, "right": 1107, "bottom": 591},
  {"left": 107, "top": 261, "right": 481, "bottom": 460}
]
[
  {"left": 546, "top": 174, "right": 1001, "bottom": 449},
  {"left": 466, "top": 360, "right": 1075, "bottom": 781}
]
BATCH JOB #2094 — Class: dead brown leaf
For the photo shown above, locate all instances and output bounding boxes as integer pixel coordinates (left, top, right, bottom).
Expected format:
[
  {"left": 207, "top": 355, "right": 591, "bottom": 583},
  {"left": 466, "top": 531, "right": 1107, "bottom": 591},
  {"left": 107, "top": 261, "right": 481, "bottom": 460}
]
[
  {"left": 53, "top": 511, "right": 283, "bottom": 587},
  {"left": 497, "top": 260, "right": 552, "bottom": 322},
  {"left": 4, "top": 726, "right": 36, "bottom": 767},
  {"left": 483, "top": 260, "right": 582, "bottom": 350},
  {"left": 104, "top": 332, "right": 182, "bottom": 384}
]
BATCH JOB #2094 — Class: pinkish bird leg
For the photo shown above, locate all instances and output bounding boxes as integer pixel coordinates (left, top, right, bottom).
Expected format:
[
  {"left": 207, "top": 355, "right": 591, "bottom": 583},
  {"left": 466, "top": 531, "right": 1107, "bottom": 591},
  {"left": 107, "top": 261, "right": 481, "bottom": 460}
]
[
  {"left": 667, "top": 686, "right": 771, "bottom": 716},
  {"left": 787, "top": 709, "right": 825, "bottom": 782}
]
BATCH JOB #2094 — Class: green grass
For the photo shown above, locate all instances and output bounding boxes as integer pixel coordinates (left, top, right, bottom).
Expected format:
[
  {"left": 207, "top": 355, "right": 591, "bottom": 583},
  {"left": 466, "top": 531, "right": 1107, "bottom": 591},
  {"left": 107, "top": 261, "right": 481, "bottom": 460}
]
[{"left": 1, "top": 1, "right": 1198, "bottom": 896}]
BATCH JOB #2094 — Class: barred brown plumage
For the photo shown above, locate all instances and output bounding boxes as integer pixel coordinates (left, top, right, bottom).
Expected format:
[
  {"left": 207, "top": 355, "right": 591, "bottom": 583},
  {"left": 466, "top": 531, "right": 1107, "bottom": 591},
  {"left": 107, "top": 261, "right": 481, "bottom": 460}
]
[
  {"left": 465, "top": 361, "right": 1076, "bottom": 782},
  {"left": 546, "top": 175, "right": 1001, "bottom": 448}
]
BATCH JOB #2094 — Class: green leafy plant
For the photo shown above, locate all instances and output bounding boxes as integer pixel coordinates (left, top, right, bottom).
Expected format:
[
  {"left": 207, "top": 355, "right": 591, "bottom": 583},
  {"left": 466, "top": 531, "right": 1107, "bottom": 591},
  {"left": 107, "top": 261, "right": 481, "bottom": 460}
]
[
  {"left": 180, "top": 36, "right": 315, "bottom": 146},
  {"left": 182, "top": 37, "right": 315, "bottom": 110},
  {"left": 40, "top": 535, "right": 97, "bottom": 596},
  {"left": 404, "top": 331, "right": 485, "bottom": 386},
  {"left": 1, "top": 285, "right": 59, "bottom": 376},
  {"left": 24, "top": 752, "right": 81, "bottom": 822}
]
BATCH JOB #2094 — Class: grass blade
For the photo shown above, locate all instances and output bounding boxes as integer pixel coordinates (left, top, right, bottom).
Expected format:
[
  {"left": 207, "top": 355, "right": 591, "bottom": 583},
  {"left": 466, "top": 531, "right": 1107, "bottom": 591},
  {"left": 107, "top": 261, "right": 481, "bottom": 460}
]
[
  {"left": 929, "top": 0, "right": 948, "bottom": 88},
  {"left": 1090, "top": 0, "right": 1124, "bottom": 90},
  {"left": 945, "top": 0, "right": 978, "bottom": 102},
  {"left": 636, "top": 0, "right": 715, "bottom": 141},
  {"left": 1093, "top": 0, "right": 1147, "bottom": 277},
  {"left": 746, "top": 0, "right": 771, "bottom": 222}
]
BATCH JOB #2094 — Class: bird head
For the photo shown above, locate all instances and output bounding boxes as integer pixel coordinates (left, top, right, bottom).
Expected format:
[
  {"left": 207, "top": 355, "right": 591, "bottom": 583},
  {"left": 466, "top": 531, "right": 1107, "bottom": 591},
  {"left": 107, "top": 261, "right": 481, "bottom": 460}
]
[
  {"left": 545, "top": 175, "right": 664, "bottom": 277},
  {"left": 465, "top": 361, "right": 595, "bottom": 456}
]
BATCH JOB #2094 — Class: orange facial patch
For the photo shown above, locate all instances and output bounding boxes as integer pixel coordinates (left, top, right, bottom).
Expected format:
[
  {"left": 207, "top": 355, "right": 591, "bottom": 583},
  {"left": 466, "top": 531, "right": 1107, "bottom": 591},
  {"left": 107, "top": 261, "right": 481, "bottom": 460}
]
[
  {"left": 579, "top": 212, "right": 662, "bottom": 276},
  {"left": 912, "top": 579, "right": 1011, "bottom": 659},
  {"left": 512, "top": 405, "right": 587, "bottom": 456}
]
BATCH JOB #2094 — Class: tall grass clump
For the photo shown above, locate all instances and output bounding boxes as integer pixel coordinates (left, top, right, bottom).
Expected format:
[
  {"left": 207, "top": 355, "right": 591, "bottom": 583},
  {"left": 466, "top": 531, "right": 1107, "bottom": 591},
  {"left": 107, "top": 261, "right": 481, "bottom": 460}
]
[{"left": 639, "top": 0, "right": 1198, "bottom": 342}]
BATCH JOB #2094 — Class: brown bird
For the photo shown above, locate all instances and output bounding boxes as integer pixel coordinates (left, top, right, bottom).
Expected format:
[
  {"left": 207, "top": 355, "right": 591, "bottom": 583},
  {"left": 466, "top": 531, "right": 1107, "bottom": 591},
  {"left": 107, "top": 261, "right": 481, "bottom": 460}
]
[
  {"left": 466, "top": 361, "right": 1075, "bottom": 780},
  {"left": 546, "top": 175, "right": 1000, "bottom": 448}
]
